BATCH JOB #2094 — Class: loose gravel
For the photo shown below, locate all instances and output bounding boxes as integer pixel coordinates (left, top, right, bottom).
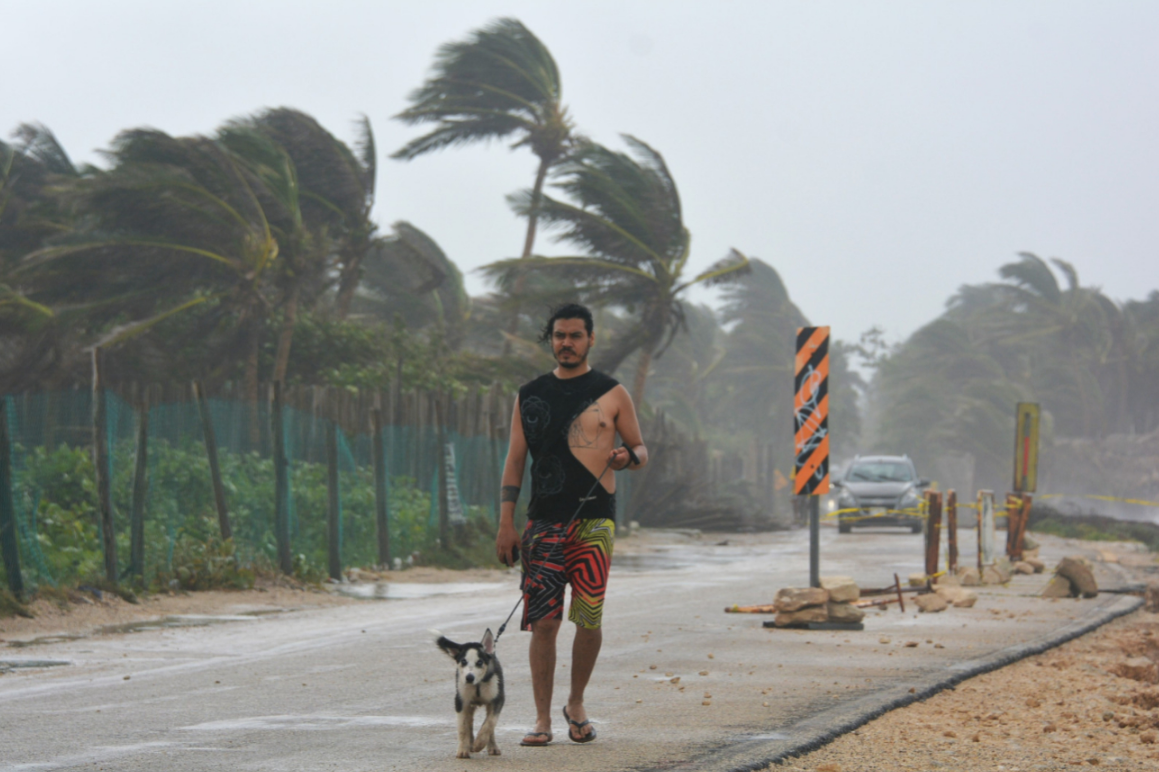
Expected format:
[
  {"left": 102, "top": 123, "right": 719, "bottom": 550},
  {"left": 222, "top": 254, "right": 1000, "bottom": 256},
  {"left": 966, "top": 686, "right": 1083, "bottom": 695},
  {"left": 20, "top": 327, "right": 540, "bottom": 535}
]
[{"left": 772, "top": 609, "right": 1159, "bottom": 771}]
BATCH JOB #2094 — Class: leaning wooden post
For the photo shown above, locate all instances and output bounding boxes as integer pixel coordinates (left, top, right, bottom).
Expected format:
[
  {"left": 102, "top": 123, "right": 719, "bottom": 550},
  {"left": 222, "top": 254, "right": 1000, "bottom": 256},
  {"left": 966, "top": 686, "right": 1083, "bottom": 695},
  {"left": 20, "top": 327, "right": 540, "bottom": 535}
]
[
  {"left": 1010, "top": 494, "right": 1031, "bottom": 561},
  {"left": 325, "top": 418, "right": 342, "bottom": 581},
  {"left": 978, "top": 490, "right": 996, "bottom": 568},
  {"left": 129, "top": 394, "right": 149, "bottom": 582},
  {"left": 1004, "top": 492, "right": 1022, "bottom": 559},
  {"left": 924, "top": 490, "right": 942, "bottom": 577},
  {"left": 92, "top": 347, "right": 117, "bottom": 585},
  {"left": 0, "top": 398, "right": 25, "bottom": 599},
  {"left": 945, "top": 489, "right": 958, "bottom": 574},
  {"left": 272, "top": 381, "right": 292, "bottom": 575},
  {"left": 194, "top": 381, "right": 232, "bottom": 541},
  {"left": 371, "top": 407, "right": 390, "bottom": 567}
]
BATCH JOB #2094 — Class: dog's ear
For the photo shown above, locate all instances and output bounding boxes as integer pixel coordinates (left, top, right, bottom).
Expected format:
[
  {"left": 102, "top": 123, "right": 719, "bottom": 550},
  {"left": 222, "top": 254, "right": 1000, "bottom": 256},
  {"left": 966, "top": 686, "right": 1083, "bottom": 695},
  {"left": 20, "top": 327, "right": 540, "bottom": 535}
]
[
  {"left": 481, "top": 628, "right": 494, "bottom": 655},
  {"left": 436, "top": 635, "right": 462, "bottom": 660}
]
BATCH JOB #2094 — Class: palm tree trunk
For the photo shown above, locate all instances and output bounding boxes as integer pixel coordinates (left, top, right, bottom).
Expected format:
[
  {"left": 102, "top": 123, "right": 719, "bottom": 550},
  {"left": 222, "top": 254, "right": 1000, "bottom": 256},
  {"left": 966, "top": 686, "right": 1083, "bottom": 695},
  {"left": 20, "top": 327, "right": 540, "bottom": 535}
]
[
  {"left": 335, "top": 247, "right": 363, "bottom": 319},
  {"left": 502, "top": 155, "right": 552, "bottom": 354},
  {"left": 273, "top": 286, "right": 300, "bottom": 382},
  {"left": 632, "top": 345, "right": 654, "bottom": 406},
  {"left": 244, "top": 318, "right": 261, "bottom": 404}
]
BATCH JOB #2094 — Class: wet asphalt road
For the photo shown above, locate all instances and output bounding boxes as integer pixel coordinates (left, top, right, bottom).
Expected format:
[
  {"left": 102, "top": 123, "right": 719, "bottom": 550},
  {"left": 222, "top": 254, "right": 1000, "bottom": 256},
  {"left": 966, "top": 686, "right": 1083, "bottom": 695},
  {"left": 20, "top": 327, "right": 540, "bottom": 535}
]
[{"left": 0, "top": 528, "right": 1132, "bottom": 772}]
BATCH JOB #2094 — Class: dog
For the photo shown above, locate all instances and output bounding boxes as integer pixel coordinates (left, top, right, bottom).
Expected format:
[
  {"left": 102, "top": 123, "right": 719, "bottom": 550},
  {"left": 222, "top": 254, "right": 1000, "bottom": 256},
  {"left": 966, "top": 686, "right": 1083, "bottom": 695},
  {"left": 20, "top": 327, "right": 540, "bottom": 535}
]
[{"left": 435, "top": 628, "right": 505, "bottom": 758}]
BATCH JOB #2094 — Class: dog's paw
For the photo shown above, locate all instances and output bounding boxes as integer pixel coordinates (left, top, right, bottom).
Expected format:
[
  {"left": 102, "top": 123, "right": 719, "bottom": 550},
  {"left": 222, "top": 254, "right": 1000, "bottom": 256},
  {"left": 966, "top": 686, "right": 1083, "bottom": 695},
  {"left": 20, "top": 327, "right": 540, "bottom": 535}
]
[
  {"left": 471, "top": 738, "right": 487, "bottom": 753},
  {"left": 488, "top": 746, "right": 501, "bottom": 756},
  {"left": 455, "top": 749, "right": 471, "bottom": 759}
]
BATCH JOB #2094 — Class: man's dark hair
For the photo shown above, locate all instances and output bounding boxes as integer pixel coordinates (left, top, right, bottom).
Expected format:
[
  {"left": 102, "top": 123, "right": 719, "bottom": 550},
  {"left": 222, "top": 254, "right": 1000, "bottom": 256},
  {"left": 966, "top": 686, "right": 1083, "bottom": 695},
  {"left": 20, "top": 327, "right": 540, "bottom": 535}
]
[{"left": 539, "top": 303, "right": 594, "bottom": 343}]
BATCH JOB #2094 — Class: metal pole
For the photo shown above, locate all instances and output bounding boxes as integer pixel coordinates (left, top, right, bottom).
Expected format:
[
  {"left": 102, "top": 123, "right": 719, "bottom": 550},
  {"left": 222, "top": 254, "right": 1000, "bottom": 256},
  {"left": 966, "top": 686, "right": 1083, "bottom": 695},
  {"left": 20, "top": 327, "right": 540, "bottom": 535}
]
[{"left": 809, "top": 495, "right": 820, "bottom": 588}]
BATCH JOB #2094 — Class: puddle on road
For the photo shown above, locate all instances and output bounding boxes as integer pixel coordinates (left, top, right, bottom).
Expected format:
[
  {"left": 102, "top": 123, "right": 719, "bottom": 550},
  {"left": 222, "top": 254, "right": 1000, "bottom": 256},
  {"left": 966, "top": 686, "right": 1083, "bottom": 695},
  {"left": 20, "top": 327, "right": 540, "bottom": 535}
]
[
  {"left": 97, "top": 614, "right": 259, "bottom": 635},
  {"left": 7, "top": 634, "right": 84, "bottom": 648},
  {"left": 0, "top": 659, "right": 71, "bottom": 670},
  {"left": 183, "top": 714, "right": 449, "bottom": 732},
  {"left": 333, "top": 582, "right": 504, "bottom": 600},
  {"left": 8, "top": 614, "right": 259, "bottom": 648}
]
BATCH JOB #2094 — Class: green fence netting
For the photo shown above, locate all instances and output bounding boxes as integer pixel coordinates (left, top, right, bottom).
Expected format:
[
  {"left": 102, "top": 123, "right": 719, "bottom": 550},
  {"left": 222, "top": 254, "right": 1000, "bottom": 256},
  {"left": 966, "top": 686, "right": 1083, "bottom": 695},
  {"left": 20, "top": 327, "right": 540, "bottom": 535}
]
[{"left": 0, "top": 387, "right": 524, "bottom": 592}]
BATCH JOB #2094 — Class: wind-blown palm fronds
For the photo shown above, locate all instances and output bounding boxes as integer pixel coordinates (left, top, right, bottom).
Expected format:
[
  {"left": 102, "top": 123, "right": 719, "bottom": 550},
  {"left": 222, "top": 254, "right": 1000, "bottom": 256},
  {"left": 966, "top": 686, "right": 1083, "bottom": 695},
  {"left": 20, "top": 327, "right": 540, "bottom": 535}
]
[
  {"left": 485, "top": 136, "right": 750, "bottom": 402},
  {"left": 393, "top": 17, "right": 575, "bottom": 344}
]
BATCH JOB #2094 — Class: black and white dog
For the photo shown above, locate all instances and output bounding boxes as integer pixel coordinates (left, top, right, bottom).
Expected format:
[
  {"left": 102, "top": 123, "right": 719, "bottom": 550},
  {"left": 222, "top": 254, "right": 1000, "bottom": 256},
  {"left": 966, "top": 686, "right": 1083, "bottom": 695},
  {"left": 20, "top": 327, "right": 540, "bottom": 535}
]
[{"left": 435, "top": 628, "right": 505, "bottom": 758}]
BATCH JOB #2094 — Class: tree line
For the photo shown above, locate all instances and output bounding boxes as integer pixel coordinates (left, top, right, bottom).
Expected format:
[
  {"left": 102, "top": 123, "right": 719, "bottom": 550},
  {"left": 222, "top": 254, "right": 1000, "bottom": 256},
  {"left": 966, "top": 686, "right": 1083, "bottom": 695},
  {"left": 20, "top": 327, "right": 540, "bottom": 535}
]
[{"left": 2, "top": 16, "right": 1154, "bottom": 497}]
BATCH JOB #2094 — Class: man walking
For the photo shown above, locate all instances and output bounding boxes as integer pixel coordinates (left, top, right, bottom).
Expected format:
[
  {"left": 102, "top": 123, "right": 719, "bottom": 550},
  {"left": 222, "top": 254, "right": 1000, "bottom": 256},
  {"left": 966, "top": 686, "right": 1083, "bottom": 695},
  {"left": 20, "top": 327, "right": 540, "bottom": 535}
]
[{"left": 495, "top": 303, "right": 648, "bottom": 746}]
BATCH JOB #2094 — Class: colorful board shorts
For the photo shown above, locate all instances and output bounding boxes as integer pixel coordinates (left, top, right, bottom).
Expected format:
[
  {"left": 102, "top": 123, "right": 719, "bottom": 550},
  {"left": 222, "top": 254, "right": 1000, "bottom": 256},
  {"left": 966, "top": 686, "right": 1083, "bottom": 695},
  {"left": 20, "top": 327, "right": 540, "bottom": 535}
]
[{"left": 520, "top": 518, "right": 615, "bottom": 631}]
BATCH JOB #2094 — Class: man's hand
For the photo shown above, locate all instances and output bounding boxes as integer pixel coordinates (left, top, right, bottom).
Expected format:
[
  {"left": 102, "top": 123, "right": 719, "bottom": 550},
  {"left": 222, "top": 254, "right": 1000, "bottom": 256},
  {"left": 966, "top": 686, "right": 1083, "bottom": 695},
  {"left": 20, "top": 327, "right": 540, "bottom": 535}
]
[
  {"left": 608, "top": 445, "right": 638, "bottom": 471},
  {"left": 495, "top": 523, "right": 520, "bottom": 567}
]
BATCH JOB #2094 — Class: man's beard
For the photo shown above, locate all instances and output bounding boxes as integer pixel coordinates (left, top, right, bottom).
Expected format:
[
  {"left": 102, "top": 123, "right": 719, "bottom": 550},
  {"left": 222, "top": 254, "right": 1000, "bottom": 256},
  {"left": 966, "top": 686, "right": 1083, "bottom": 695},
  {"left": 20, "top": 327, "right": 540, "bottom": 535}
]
[{"left": 555, "top": 348, "right": 588, "bottom": 369}]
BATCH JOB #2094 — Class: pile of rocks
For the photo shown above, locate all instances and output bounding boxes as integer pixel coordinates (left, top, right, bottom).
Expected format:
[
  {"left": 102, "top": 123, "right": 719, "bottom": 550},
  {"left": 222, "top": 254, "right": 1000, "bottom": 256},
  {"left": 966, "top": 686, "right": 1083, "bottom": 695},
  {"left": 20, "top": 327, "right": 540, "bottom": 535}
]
[
  {"left": 914, "top": 575, "right": 979, "bottom": 613},
  {"left": 1041, "top": 555, "right": 1099, "bottom": 598},
  {"left": 772, "top": 576, "right": 865, "bottom": 627},
  {"left": 949, "top": 553, "right": 1045, "bottom": 587}
]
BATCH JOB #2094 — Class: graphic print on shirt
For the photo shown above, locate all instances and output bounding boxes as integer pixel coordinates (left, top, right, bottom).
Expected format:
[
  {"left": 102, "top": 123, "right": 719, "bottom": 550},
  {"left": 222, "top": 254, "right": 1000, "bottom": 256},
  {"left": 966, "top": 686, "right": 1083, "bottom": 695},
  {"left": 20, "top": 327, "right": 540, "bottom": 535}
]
[
  {"left": 518, "top": 369, "right": 620, "bottom": 524},
  {"left": 521, "top": 395, "right": 551, "bottom": 445},
  {"left": 532, "top": 454, "right": 566, "bottom": 497}
]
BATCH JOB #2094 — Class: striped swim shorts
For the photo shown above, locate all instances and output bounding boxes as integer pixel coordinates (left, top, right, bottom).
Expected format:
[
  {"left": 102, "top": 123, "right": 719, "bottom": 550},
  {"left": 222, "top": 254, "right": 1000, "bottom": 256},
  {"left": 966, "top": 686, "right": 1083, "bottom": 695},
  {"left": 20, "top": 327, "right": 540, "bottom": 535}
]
[{"left": 520, "top": 517, "right": 615, "bottom": 631}]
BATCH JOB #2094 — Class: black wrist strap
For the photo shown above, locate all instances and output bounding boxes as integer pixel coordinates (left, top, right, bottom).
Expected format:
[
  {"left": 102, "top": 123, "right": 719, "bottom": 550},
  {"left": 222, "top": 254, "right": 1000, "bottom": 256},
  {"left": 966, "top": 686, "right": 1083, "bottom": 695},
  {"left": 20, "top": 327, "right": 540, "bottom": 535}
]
[{"left": 622, "top": 444, "right": 641, "bottom": 467}]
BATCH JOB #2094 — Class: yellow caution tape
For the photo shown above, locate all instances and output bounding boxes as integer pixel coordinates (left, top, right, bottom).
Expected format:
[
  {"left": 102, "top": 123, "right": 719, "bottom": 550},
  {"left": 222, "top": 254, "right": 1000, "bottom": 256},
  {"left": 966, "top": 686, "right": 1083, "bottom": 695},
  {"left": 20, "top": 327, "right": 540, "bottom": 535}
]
[{"left": 1039, "top": 493, "right": 1159, "bottom": 508}]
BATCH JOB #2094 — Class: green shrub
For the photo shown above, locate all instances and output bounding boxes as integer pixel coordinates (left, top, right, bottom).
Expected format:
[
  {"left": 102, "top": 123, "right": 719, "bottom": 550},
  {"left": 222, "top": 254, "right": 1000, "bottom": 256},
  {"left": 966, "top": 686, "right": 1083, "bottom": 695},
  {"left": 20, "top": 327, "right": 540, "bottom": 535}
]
[{"left": 3, "top": 438, "right": 490, "bottom": 593}]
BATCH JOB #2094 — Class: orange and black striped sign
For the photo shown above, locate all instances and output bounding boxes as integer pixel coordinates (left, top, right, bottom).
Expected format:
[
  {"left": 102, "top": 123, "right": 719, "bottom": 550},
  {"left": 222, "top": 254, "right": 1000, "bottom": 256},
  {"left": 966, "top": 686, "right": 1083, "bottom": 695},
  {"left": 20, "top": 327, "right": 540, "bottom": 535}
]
[{"left": 794, "top": 326, "right": 829, "bottom": 496}]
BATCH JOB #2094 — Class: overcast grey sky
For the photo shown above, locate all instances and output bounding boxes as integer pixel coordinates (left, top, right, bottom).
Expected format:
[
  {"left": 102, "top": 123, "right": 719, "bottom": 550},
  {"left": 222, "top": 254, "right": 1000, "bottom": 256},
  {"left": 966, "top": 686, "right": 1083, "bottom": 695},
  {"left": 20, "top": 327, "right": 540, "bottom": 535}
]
[{"left": 4, "top": 1, "right": 1156, "bottom": 346}]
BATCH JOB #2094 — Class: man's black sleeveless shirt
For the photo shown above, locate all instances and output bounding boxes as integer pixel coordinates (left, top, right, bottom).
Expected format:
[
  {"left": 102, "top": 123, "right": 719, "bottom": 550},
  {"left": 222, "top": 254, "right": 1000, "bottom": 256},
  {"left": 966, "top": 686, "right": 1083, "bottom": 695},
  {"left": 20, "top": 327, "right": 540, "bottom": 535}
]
[{"left": 518, "top": 369, "right": 620, "bottom": 524}]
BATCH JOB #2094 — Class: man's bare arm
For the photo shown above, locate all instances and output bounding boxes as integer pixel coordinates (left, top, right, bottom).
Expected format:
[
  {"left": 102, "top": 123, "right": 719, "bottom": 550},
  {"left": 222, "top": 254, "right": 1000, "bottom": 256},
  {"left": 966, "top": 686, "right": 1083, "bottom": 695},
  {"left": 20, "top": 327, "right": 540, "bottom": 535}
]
[
  {"left": 495, "top": 396, "right": 527, "bottom": 565},
  {"left": 609, "top": 385, "right": 648, "bottom": 471}
]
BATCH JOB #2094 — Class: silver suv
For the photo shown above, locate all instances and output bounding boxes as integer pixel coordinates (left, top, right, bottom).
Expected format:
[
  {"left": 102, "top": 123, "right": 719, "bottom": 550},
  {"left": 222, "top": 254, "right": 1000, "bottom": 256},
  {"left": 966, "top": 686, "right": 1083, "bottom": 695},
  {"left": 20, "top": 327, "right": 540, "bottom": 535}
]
[{"left": 833, "top": 455, "right": 928, "bottom": 534}]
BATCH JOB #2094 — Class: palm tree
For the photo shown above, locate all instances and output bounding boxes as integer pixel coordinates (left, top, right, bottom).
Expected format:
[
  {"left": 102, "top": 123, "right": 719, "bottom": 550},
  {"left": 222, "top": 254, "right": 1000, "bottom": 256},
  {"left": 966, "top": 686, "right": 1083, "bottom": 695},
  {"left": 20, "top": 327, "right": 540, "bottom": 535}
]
[
  {"left": 240, "top": 109, "right": 378, "bottom": 318},
  {"left": 392, "top": 17, "right": 574, "bottom": 339},
  {"left": 19, "top": 128, "right": 290, "bottom": 398},
  {"left": 485, "top": 136, "right": 750, "bottom": 403},
  {"left": 351, "top": 221, "right": 470, "bottom": 349}
]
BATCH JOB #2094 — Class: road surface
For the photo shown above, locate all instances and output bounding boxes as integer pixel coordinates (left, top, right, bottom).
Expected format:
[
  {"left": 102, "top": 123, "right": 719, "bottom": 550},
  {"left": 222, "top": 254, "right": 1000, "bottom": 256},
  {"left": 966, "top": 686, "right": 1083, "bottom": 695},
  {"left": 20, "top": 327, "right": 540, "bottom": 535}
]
[{"left": 0, "top": 528, "right": 1135, "bottom": 771}]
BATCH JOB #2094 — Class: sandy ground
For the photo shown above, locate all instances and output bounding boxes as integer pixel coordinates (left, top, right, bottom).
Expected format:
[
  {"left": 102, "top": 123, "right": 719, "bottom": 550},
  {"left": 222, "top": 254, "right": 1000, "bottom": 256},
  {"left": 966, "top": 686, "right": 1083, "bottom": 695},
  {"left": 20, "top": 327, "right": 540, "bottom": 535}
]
[
  {"left": 774, "top": 584, "right": 1159, "bottom": 770},
  {"left": 0, "top": 533, "right": 663, "bottom": 643},
  {"left": 0, "top": 565, "right": 509, "bottom": 643}
]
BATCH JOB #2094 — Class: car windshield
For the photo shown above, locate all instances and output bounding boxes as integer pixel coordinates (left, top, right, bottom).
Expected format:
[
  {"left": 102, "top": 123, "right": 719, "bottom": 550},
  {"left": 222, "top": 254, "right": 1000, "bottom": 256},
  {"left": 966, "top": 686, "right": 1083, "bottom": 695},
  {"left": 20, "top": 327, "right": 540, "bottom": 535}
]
[{"left": 845, "top": 462, "right": 914, "bottom": 483}]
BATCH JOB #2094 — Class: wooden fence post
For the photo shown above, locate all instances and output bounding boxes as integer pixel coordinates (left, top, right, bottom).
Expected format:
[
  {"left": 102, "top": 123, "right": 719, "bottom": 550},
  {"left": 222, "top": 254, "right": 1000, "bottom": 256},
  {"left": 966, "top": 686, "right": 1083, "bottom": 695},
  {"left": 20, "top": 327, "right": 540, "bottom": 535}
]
[
  {"left": 372, "top": 407, "right": 390, "bottom": 567},
  {"left": 129, "top": 394, "right": 149, "bottom": 582},
  {"left": 945, "top": 489, "right": 958, "bottom": 574},
  {"left": 924, "top": 490, "right": 942, "bottom": 577},
  {"left": 92, "top": 347, "right": 117, "bottom": 585},
  {"left": 194, "top": 380, "right": 232, "bottom": 541},
  {"left": 326, "top": 417, "right": 341, "bottom": 581},
  {"left": 1009, "top": 493, "right": 1031, "bottom": 561},
  {"left": 272, "top": 381, "right": 292, "bottom": 575},
  {"left": 0, "top": 398, "right": 25, "bottom": 599}
]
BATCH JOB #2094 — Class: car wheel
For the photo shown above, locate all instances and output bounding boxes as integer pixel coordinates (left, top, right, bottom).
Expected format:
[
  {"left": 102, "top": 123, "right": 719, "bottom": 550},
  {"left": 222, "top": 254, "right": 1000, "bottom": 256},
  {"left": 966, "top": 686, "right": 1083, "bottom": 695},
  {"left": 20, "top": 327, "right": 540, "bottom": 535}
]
[
  {"left": 911, "top": 523, "right": 923, "bottom": 534},
  {"left": 838, "top": 520, "right": 852, "bottom": 534}
]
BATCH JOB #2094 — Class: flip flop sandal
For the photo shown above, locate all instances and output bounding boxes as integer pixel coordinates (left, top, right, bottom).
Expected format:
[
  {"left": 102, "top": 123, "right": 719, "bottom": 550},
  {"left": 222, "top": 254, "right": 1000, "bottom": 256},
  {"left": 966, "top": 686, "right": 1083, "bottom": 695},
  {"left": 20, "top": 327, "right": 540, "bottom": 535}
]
[
  {"left": 520, "top": 731, "right": 552, "bottom": 747},
  {"left": 563, "top": 706, "right": 597, "bottom": 743}
]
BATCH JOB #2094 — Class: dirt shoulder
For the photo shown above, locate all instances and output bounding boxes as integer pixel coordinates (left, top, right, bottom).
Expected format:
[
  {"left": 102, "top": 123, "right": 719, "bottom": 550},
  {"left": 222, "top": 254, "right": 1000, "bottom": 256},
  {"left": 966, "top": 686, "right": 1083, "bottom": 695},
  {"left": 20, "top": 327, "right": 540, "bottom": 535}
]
[
  {"left": 773, "top": 547, "right": 1159, "bottom": 772},
  {"left": 0, "top": 564, "right": 510, "bottom": 644}
]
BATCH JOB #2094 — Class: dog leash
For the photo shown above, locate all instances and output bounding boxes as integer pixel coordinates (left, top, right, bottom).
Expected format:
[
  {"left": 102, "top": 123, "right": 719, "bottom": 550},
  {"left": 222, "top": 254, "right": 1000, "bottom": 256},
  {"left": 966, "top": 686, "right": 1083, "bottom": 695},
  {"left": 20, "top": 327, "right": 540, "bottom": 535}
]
[{"left": 493, "top": 444, "right": 640, "bottom": 644}]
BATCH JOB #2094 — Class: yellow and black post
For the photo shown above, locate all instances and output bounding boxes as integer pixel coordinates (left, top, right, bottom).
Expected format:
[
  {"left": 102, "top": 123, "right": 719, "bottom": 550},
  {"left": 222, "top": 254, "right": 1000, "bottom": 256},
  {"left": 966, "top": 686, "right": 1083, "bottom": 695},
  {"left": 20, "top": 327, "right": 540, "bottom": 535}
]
[{"left": 795, "top": 326, "right": 830, "bottom": 588}]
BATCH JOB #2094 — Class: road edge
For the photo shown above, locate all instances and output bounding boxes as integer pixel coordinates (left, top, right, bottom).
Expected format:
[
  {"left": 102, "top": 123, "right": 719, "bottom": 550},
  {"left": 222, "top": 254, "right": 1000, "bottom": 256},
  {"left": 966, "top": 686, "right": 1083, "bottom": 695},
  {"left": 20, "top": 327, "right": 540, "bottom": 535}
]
[{"left": 692, "top": 593, "right": 1143, "bottom": 772}]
